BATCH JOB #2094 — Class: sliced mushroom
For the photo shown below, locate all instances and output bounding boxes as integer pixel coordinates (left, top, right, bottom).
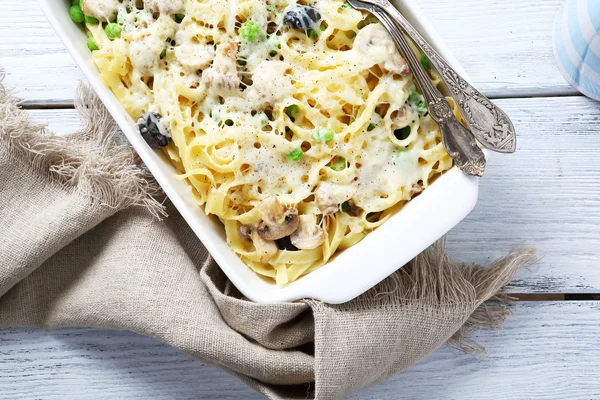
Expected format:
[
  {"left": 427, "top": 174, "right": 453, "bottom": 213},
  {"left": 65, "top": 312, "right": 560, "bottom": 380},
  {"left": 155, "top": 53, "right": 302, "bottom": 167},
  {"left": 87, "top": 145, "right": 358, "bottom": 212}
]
[
  {"left": 202, "top": 41, "right": 241, "bottom": 93},
  {"left": 256, "top": 197, "right": 299, "bottom": 241},
  {"left": 239, "top": 224, "right": 253, "bottom": 241},
  {"left": 391, "top": 106, "right": 413, "bottom": 130},
  {"left": 250, "top": 229, "right": 278, "bottom": 263},
  {"left": 315, "top": 182, "right": 356, "bottom": 215},
  {"left": 290, "top": 214, "right": 325, "bottom": 250},
  {"left": 354, "top": 23, "right": 410, "bottom": 76},
  {"left": 129, "top": 35, "right": 164, "bottom": 77}
]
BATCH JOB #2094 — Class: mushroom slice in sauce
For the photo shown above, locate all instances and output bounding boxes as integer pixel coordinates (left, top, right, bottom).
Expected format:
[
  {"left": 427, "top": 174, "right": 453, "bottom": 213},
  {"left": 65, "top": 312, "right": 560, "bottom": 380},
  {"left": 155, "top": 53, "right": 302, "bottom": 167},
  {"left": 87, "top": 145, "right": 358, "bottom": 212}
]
[
  {"left": 202, "top": 41, "right": 241, "bottom": 92},
  {"left": 315, "top": 182, "right": 356, "bottom": 215},
  {"left": 129, "top": 35, "right": 164, "bottom": 77},
  {"left": 290, "top": 214, "right": 325, "bottom": 250},
  {"left": 257, "top": 197, "right": 300, "bottom": 241},
  {"left": 354, "top": 23, "right": 410, "bottom": 76},
  {"left": 239, "top": 224, "right": 253, "bottom": 241}
]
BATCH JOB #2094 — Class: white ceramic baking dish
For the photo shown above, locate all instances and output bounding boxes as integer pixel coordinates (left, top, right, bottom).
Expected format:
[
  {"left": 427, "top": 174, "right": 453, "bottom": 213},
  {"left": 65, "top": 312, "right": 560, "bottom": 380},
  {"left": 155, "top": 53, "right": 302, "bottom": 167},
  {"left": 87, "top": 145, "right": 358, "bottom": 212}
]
[{"left": 38, "top": 0, "right": 479, "bottom": 304}]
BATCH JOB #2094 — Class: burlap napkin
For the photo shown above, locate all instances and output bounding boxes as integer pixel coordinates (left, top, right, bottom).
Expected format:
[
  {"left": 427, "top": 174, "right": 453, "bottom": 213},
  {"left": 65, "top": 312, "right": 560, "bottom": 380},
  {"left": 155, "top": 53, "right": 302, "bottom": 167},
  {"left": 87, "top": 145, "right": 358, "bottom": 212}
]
[{"left": 0, "top": 78, "right": 536, "bottom": 400}]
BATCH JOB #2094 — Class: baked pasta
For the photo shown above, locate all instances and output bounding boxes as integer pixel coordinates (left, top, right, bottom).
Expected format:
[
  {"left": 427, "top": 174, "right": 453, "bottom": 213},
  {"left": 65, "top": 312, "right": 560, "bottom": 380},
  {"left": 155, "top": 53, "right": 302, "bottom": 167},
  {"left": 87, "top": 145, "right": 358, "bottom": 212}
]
[{"left": 70, "top": 0, "right": 455, "bottom": 285}]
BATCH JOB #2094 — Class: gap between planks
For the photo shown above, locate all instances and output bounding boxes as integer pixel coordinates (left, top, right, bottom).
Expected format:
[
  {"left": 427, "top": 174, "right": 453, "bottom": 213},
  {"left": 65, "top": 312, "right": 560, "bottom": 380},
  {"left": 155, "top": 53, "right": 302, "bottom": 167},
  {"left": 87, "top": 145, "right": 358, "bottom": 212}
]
[
  {"left": 18, "top": 92, "right": 588, "bottom": 110},
  {"left": 513, "top": 293, "right": 600, "bottom": 301}
]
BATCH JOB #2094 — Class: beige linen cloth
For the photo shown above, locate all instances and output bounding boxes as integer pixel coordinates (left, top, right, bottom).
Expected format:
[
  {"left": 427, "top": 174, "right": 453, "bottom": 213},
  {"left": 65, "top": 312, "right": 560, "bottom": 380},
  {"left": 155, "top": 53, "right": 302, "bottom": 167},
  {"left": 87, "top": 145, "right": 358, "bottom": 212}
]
[{"left": 0, "top": 79, "right": 536, "bottom": 399}]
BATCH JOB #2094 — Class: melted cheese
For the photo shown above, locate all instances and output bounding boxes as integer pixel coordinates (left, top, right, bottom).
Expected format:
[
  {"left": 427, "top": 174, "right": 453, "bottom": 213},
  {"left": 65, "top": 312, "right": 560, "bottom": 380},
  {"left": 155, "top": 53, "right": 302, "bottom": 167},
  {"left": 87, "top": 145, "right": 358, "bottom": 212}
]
[{"left": 87, "top": 0, "right": 454, "bottom": 284}]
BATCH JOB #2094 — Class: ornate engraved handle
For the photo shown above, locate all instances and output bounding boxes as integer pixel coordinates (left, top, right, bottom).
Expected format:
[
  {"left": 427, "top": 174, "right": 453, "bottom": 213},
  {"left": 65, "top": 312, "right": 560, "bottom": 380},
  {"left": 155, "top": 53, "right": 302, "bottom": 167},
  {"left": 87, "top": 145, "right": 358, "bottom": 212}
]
[
  {"left": 374, "top": 9, "right": 485, "bottom": 176},
  {"left": 373, "top": 0, "right": 516, "bottom": 153}
]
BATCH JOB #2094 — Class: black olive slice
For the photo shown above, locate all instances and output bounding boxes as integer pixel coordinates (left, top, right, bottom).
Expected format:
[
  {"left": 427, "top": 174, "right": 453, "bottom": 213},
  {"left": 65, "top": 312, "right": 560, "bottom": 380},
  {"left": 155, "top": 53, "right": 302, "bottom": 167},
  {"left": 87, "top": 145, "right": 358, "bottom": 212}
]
[
  {"left": 283, "top": 5, "right": 321, "bottom": 30},
  {"left": 276, "top": 236, "right": 299, "bottom": 251},
  {"left": 137, "top": 112, "right": 171, "bottom": 149}
]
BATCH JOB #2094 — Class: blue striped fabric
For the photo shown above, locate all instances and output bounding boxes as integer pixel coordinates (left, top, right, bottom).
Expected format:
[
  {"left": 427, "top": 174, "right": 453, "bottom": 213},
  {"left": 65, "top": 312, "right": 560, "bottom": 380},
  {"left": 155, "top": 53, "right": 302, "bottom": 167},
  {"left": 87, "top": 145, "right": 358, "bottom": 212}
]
[{"left": 553, "top": 0, "right": 600, "bottom": 101}]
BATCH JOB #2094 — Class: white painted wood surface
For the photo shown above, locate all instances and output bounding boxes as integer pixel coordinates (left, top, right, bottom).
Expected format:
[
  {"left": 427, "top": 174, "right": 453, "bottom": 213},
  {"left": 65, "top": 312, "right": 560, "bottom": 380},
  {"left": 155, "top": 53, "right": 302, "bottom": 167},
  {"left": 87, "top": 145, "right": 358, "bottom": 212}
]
[
  {"left": 27, "top": 95, "right": 600, "bottom": 294},
  {"left": 0, "top": 0, "right": 572, "bottom": 105},
  {"left": 1, "top": 302, "right": 599, "bottom": 399},
  {"left": 3, "top": 0, "right": 600, "bottom": 398}
]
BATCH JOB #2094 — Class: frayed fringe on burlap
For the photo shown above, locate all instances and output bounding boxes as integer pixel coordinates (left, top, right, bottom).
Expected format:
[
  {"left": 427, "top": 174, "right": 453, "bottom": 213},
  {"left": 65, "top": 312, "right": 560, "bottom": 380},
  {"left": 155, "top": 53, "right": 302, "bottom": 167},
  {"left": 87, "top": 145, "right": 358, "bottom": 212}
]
[
  {"left": 0, "top": 76, "right": 166, "bottom": 218},
  {"left": 314, "top": 240, "right": 537, "bottom": 353}
]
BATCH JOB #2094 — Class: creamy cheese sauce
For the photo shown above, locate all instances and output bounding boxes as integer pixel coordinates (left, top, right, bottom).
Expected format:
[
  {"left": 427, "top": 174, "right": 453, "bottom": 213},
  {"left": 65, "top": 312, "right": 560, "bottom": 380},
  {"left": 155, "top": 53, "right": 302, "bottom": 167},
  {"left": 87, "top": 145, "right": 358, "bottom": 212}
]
[{"left": 86, "top": 0, "right": 453, "bottom": 284}]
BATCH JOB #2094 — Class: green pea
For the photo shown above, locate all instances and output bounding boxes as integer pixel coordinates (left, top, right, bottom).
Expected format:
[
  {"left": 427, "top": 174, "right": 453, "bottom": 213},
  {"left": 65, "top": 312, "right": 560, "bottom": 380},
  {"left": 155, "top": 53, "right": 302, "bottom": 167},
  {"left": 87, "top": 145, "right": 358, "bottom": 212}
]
[
  {"left": 105, "top": 23, "right": 122, "bottom": 40},
  {"left": 394, "top": 126, "right": 411, "bottom": 140},
  {"left": 285, "top": 105, "right": 300, "bottom": 121},
  {"left": 330, "top": 156, "right": 346, "bottom": 171},
  {"left": 160, "top": 47, "right": 167, "bottom": 59},
  {"left": 239, "top": 21, "right": 261, "bottom": 42},
  {"left": 69, "top": 5, "right": 85, "bottom": 24},
  {"left": 408, "top": 91, "right": 421, "bottom": 103},
  {"left": 341, "top": 201, "right": 350, "bottom": 213},
  {"left": 313, "top": 127, "right": 334, "bottom": 143},
  {"left": 71, "top": 0, "right": 79, "bottom": 5},
  {"left": 87, "top": 34, "right": 99, "bottom": 51},
  {"left": 307, "top": 24, "right": 325, "bottom": 40},
  {"left": 416, "top": 101, "right": 428, "bottom": 114},
  {"left": 84, "top": 15, "right": 99, "bottom": 24},
  {"left": 268, "top": 36, "right": 281, "bottom": 57},
  {"left": 175, "top": 14, "right": 185, "bottom": 23},
  {"left": 407, "top": 91, "right": 427, "bottom": 114},
  {"left": 367, "top": 112, "right": 381, "bottom": 131},
  {"left": 420, "top": 52, "right": 430, "bottom": 70},
  {"left": 287, "top": 148, "right": 304, "bottom": 162}
]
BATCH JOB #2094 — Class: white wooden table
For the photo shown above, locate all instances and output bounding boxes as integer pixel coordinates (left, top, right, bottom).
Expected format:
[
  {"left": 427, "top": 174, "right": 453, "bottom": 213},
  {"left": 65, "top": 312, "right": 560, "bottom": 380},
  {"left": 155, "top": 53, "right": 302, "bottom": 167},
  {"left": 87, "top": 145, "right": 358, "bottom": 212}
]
[{"left": 2, "top": 0, "right": 600, "bottom": 398}]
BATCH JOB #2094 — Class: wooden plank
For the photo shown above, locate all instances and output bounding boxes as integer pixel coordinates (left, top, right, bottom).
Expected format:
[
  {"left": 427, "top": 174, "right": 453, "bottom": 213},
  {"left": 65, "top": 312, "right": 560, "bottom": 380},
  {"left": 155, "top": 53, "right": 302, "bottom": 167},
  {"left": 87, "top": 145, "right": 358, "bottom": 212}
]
[
  {"left": 355, "top": 301, "right": 600, "bottom": 399},
  {"left": 420, "top": 0, "right": 575, "bottom": 98},
  {"left": 28, "top": 109, "right": 82, "bottom": 135},
  {"left": 26, "top": 94, "right": 600, "bottom": 293},
  {"left": 0, "top": 0, "right": 574, "bottom": 105},
  {"left": 0, "top": 302, "right": 598, "bottom": 399},
  {"left": 447, "top": 96, "right": 600, "bottom": 293}
]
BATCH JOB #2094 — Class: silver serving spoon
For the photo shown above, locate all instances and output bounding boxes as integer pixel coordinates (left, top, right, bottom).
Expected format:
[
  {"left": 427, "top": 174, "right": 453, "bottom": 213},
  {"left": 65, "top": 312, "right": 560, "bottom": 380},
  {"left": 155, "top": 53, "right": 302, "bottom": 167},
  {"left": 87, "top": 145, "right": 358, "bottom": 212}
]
[
  {"left": 348, "top": 0, "right": 486, "bottom": 176},
  {"left": 347, "top": 0, "right": 516, "bottom": 154}
]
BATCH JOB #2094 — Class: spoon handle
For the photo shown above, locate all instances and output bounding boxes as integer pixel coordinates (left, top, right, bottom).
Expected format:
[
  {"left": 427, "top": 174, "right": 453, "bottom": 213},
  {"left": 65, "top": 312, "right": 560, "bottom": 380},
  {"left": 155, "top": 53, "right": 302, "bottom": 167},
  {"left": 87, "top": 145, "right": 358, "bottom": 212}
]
[
  {"left": 375, "top": 9, "right": 486, "bottom": 176},
  {"left": 374, "top": 0, "right": 516, "bottom": 153}
]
